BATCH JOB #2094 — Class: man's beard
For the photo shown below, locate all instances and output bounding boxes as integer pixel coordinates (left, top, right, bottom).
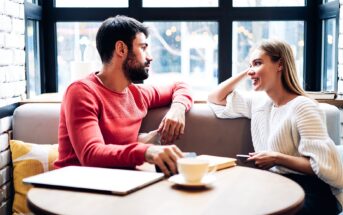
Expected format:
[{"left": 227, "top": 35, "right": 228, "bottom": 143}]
[{"left": 123, "top": 51, "right": 149, "bottom": 82}]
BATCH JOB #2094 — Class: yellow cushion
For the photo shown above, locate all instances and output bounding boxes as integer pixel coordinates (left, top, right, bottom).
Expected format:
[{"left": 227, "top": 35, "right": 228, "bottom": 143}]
[{"left": 10, "top": 140, "right": 58, "bottom": 214}]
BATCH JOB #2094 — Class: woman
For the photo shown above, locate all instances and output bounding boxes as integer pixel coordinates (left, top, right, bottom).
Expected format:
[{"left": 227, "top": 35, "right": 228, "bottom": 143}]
[{"left": 208, "top": 40, "right": 343, "bottom": 214}]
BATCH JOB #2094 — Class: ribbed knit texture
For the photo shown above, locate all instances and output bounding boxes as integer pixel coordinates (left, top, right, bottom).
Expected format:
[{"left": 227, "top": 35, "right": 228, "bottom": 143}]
[{"left": 209, "top": 90, "right": 343, "bottom": 205}]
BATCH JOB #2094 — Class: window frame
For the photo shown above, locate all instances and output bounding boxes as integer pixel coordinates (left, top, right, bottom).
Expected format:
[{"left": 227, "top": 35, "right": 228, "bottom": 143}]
[
  {"left": 319, "top": 0, "right": 340, "bottom": 91},
  {"left": 39, "top": 0, "right": 326, "bottom": 92},
  {"left": 25, "top": 1, "right": 44, "bottom": 95}
]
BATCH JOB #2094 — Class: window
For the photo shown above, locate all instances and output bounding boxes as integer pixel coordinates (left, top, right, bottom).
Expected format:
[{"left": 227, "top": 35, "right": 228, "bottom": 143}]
[
  {"left": 25, "top": 1, "right": 42, "bottom": 97},
  {"left": 39, "top": 0, "right": 335, "bottom": 96},
  {"left": 144, "top": 22, "right": 218, "bottom": 96},
  {"left": 26, "top": 20, "right": 41, "bottom": 97},
  {"left": 232, "top": 21, "right": 304, "bottom": 90},
  {"left": 55, "top": 0, "right": 128, "bottom": 8},
  {"left": 56, "top": 22, "right": 101, "bottom": 91},
  {"left": 233, "top": 0, "right": 305, "bottom": 7},
  {"left": 143, "top": 0, "right": 218, "bottom": 7},
  {"left": 320, "top": 0, "right": 339, "bottom": 92}
]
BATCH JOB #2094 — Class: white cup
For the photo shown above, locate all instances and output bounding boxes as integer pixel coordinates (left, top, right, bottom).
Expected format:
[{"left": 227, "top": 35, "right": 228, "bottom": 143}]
[{"left": 177, "top": 158, "right": 215, "bottom": 183}]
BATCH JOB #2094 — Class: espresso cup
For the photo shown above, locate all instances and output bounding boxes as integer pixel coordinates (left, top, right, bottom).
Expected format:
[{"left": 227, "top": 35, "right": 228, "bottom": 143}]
[{"left": 177, "top": 158, "right": 215, "bottom": 183}]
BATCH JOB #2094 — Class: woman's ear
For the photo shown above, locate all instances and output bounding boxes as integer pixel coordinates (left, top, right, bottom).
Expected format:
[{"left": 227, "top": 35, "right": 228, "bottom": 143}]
[{"left": 278, "top": 59, "right": 283, "bottom": 72}]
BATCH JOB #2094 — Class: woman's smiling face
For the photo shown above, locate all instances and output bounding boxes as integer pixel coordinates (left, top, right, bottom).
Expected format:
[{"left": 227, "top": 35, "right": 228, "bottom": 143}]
[{"left": 247, "top": 49, "right": 281, "bottom": 92}]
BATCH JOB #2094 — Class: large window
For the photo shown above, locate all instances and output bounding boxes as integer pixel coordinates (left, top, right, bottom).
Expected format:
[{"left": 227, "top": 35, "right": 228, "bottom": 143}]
[
  {"left": 56, "top": 22, "right": 101, "bottom": 91},
  {"left": 55, "top": 0, "right": 128, "bottom": 8},
  {"left": 34, "top": 0, "right": 338, "bottom": 97},
  {"left": 143, "top": 0, "right": 218, "bottom": 7},
  {"left": 25, "top": 0, "right": 42, "bottom": 97},
  {"left": 320, "top": 0, "right": 339, "bottom": 92},
  {"left": 26, "top": 20, "right": 41, "bottom": 97},
  {"left": 233, "top": 0, "right": 305, "bottom": 7},
  {"left": 232, "top": 21, "right": 304, "bottom": 90}
]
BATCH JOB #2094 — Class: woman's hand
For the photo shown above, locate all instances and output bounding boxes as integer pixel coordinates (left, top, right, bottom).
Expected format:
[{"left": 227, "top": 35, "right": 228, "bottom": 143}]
[{"left": 248, "top": 151, "right": 280, "bottom": 170}]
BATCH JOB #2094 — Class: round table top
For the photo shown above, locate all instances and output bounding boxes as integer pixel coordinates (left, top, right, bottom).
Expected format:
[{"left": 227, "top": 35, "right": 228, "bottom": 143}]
[{"left": 27, "top": 166, "right": 304, "bottom": 215}]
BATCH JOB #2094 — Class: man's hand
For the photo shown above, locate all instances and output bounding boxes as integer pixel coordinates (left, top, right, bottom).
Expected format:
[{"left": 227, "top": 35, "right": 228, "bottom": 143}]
[
  {"left": 247, "top": 151, "right": 280, "bottom": 170},
  {"left": 158, "top": 102, "right": 186, "bottom": 145},
  {"left": 145, "top": 144, "right": 183, "bottom": 176}
]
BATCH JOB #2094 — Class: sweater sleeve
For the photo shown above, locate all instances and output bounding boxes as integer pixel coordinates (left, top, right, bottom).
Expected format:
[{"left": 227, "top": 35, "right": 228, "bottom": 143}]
[
  {"left": 137, "top": 81, "right": 193, "bottom": 111},
  {"left": 62, "top": 82, "right": 150, "bottom": 168},
  {"left": 295, "top": 99, "right": 343, "bottom": 188},
  {"left": 208, "top": 90, "right": 252, "bottom": 119}
]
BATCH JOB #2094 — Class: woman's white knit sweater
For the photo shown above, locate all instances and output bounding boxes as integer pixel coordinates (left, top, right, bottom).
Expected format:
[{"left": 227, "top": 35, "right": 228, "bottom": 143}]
[{"left": 209, "top": 90, "right": 343, "bottom": 205}]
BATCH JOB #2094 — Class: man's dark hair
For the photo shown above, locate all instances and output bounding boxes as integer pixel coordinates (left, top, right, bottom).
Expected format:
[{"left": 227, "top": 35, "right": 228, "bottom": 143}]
[{"left": 96, "top": 15, "right": 149, "bottom": 64}]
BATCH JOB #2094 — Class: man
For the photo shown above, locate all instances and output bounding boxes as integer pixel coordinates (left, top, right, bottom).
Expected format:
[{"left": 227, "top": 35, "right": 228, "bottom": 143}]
[{"left": 54, "top": 15, "right": 193, "bottom": 176}]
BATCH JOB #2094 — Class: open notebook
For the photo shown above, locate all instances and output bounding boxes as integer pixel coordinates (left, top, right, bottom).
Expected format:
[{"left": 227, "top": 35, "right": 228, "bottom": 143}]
[{"left": 23, "top": 166, "right": 164, "bottom": 195}]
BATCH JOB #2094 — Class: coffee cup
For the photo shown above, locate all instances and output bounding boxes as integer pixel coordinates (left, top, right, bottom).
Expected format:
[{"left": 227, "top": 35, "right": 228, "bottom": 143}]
[{"left": 177, "top": 158, "right": 216, "bottom": 183}]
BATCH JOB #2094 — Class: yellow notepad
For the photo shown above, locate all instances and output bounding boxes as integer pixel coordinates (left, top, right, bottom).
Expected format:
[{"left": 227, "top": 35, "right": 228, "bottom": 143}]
[{"left": 197, "top": 155, "right": 236, "bottom": 171}]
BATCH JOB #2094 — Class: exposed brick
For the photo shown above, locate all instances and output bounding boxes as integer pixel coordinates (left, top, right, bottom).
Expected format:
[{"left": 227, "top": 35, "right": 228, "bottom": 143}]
[
  {"left": 5, "top": 33, "right": 24, "bottom": 49},
  {"left": 339, "top": 49, "right": 343, "bottom": 65},
  {"left": 18, "top": 2, "right": 23, "bottom": 19},
  {"left": 12, "top": 18, "right": 24, "bottom": 34},
  {"left": 0, "top": 15, "right": 11, "bottom": 32},
  {"left": 339, "top": 65, "right": 343, "bottom": 77},
  {"left": 0, "top": 0, "right": 5, "bottom": 14},
  {"left": 13, "top": 0, "right": 24, "bottom": 4},
  {"left": 0, "top": 32, "right": 4, "bottom": 47},
  {"left": 0, "top": 66, "right": 5, "bottom": 82},
  {"left": 339, "top": 34, "right": 343, "bottom": 49},
  {"left": 13, "top": 49, "right": 24, "bottom": 65},
  {"left": 5, "top": 65, "right": 24, "bottom": 82},
  {"left": 4, "top": 0, "right": 20, "bottom": 17},
  {"left": 0, "top": 48, "right": 13, "bottom": 65}
]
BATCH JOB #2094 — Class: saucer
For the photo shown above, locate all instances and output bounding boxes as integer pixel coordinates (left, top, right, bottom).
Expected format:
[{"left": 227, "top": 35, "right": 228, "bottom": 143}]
[{"left": 168, "top": 174, "right": 216, "bottom": 187}]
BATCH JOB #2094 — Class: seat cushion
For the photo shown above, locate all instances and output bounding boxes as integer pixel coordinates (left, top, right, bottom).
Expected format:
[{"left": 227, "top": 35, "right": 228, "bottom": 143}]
[{"left": 10, "top": 140, "right": 58, "bottom": 214}]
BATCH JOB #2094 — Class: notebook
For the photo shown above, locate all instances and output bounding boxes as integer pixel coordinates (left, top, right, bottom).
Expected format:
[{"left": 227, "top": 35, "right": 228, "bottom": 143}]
[
  {"left": 196, "top": 155, "right": 237, "bottom": 170},
  {"left": 23, "top": 166, "right": 164, "bottom": 195}
]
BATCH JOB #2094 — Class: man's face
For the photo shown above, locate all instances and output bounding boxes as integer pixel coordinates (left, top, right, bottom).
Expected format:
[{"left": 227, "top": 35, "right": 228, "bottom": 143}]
[{"left": 123, "top": 33, "right": 153, "bottom": 82}]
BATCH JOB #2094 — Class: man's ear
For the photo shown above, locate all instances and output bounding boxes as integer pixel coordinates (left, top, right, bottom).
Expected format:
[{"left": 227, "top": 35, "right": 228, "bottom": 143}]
[{"left": 115, "top": 41, "right": 127, "bottom": 57}]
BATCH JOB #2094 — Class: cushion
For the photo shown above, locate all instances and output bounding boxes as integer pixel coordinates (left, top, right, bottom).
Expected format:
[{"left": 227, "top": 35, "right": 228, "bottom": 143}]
[{"left": 10, "top": 140, "right": 58, "bottom": 214}]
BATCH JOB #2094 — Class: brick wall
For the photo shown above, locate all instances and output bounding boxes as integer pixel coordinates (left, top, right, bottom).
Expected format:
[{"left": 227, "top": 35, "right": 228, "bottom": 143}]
[
  {"left": 0, "top": 0, "right": 26, "bottom": 108},
  {"left": 339, "top": 0, "right": 343, "bottom": 144}
]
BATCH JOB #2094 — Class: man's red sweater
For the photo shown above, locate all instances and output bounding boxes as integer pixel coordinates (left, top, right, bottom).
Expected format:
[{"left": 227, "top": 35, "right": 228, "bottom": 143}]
[{"left": 54, "top": 73, "right": 193, "bottom": 169}]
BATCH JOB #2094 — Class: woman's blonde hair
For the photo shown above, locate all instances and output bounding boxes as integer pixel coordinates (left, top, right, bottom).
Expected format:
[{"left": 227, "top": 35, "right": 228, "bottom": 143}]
[{"left": 257, "top": 39, "right": 307, "bottom": 96}]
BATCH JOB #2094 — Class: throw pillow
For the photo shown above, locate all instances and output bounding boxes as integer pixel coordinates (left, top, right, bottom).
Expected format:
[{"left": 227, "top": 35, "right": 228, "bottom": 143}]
[{"left": 10, "top": 140, "right": 58, "bottom": 214}]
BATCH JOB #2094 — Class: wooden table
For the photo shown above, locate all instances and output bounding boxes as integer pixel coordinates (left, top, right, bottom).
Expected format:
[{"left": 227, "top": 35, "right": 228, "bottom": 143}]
[{"left": 27, "top": 166, "right": 304, "bottom": 215}]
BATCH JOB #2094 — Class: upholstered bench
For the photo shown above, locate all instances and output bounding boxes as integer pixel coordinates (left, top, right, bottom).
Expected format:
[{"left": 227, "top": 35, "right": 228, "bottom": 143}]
[{"left": 6, "top": 102, "right": 343, "bottom": 214}]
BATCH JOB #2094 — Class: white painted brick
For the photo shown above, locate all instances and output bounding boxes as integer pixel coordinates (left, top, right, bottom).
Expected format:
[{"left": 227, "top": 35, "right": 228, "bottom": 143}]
[
  {"left": 5, "top": 33, "right": 24, "bottom": 49},
  {"left": 0, "top": 67, "right": 5, "bottom": 82},
  {"left": 0, "top": 15, "right": 11, "bottom": 32},
  {"left": 0, "top": 33, "right": 4, "bottom": 47},
  {"left": 0, "top": 80, "right": 25, "bottom": 98},
  {"left": 339, "top": 34, "right": 343, "bottom": 49},
  {"left": 12, "top": 18, "right": 24, "bottom": 34},
  {"left": 339, "top": 65, "right": 343, "bottom": 76},
  {"left": 0, "top": 97, "right": 22, "bottom": 107},
  {"left": 13, "top": 49, "right": 24, "bottom": 65},
  {"left": 0, "top": 0, "right": 5, "bottom": 14},
  {"left": 340, "top": 49, "right": 343, "bottom": 65},
  {"left": 18, "top": 3, "right": 23, "bottom": 19},
  {"left": 6, "top": 65, "right": 24, "bottom": 82},
  {"left": 0, "top": 48, "right": 13, "bottom": 65},
  {"left": 0, "top": 133, "right": 9, "bottom": 152},
  {"left": 338, "top": 80, "right": 343, "bottom": 95},
  {"left": 5, "top": 0, "right": 20, "bottom": 17},
  {"left": 13, "top": 0, "right": 24, "bottom": 4},
  {"left": 0, "top": 116, "right": 12, "bottom": 132}
]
